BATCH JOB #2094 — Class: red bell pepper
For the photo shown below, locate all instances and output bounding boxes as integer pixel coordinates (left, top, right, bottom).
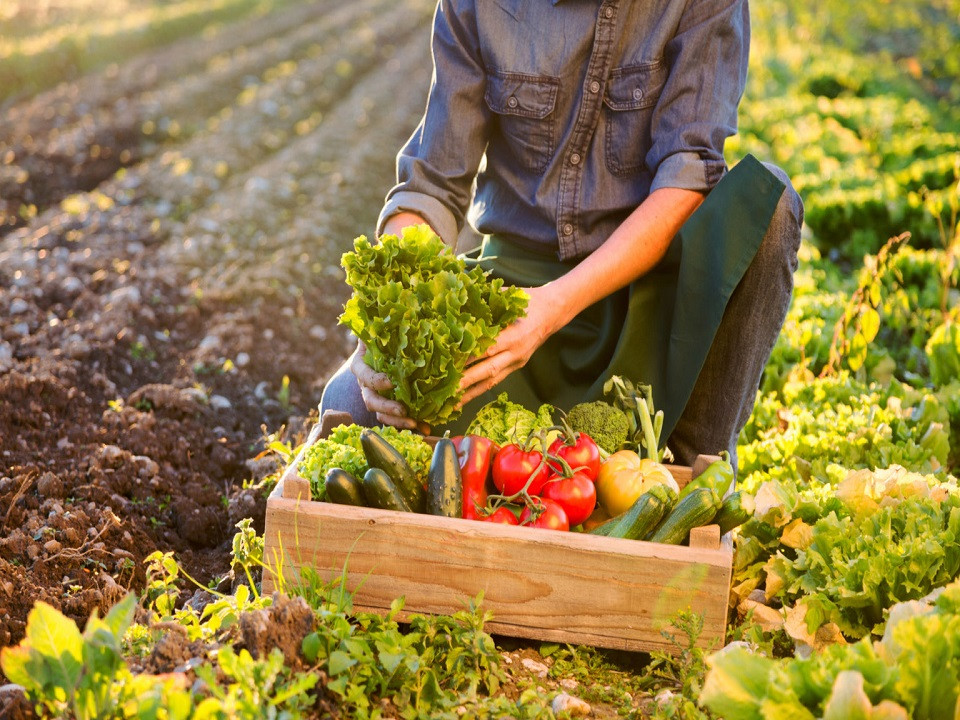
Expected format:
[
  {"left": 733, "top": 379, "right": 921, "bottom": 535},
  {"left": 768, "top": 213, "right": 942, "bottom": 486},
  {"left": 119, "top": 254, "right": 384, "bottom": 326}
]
[{"left": 453, "top": 435, "right": 499, "bottom": 520}]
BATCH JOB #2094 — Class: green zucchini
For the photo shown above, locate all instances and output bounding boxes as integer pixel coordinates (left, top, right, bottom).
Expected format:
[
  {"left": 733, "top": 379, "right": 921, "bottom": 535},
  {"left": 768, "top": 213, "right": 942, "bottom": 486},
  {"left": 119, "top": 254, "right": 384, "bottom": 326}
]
[
  {"left": 360, "top": 429, "right": 425, "bottom": 512},
  {"left": 323, "top": 468, "right": 366, "bottom": 506},
  {"left": 361, "top": 468, "right": 412, "bottom": 512},
  {"left": 427, "top": 438, "right": 462, "bottom": 517},
  {"left": 713, "top": 491, "right": 755, "bottom": 534},
  {"left": 589, "top": 484, "right": 677, "bottom": 539},
  {"left": 646, "top": 487, "right": 722, "bottom": 545}
]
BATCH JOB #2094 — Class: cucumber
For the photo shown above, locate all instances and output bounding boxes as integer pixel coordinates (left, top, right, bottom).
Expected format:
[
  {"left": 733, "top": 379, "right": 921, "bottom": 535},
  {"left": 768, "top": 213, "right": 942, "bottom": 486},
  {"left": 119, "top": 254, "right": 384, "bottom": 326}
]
[
  {"left": 589, "top": 484, "right": 677, "bottom": 540},
  {"left": 360, "top": 429, "right": 425, "bottom": 512},
  {"left": 427, "top": 438, "right": 462, "bottom": 517},
  {"left": 646, "top": 487, "right": 722, "bottom": 545},
  {"left": 361, "top": 468, "right": 412, "bottom": 512},
  {"left": 713, "top": 491, "right": 755, "bottom": 534},
  {"left": 323, "top": 468, "right": 366, "bottom": 506}
]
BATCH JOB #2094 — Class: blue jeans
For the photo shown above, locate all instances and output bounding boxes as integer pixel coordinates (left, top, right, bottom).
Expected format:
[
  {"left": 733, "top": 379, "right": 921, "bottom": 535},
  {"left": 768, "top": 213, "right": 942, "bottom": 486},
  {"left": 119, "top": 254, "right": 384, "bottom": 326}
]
[{"left": 322, "top": 163, "right": 803, "bottom": 468}]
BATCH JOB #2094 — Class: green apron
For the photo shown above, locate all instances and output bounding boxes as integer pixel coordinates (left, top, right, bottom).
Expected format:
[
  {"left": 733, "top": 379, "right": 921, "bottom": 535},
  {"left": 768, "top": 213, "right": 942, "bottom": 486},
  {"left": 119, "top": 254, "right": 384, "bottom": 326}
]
[{"left": 442, "top": 155, "right": 785, "bottom": 439}]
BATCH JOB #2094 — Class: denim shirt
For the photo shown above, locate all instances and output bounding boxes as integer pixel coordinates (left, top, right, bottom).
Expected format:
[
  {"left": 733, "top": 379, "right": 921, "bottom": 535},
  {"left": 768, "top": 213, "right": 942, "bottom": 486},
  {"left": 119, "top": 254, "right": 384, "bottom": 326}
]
[{"left": 378, "top": 0, "right": 749, "bottom": 261}]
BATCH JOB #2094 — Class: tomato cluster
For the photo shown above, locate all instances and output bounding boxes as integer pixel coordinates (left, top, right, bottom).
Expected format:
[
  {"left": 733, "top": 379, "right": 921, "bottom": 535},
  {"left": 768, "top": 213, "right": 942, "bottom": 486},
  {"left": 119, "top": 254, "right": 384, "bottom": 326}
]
[{"left": 480, "top": 431, "right": 601, "bottom": 531}]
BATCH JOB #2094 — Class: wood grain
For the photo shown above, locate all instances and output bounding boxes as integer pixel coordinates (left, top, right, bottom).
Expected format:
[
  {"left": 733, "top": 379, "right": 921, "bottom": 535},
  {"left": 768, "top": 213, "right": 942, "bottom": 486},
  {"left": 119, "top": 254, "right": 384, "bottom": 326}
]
[{"left": 263, "top": 498, "right": 732, "bottom": 652}]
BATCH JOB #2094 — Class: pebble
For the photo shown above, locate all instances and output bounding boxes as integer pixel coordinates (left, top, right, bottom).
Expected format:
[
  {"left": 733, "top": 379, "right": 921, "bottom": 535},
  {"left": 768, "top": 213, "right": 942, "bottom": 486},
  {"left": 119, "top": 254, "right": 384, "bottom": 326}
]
[
  {"left": 521, "top": 658, "right": 549, "bottom": 678},
  {"left": 183, "top": 386, "right": 209, "bottom": 405},
  {"left": 559, "top": 678, "right": 579, "bottom": 691},
  {"left": 106, "top": 285, "right": 141, "bottom": 310},
  {"left": 9, "top": 298, "right": 29, "bottom": 315},
  {"left": 10, "top": 322, "right": 29, "bottom": 337},
  {"left": 309, "top": 325, "right": 328, "bottom": 341},
  {"left": 198, "top": 334, "right": 221, "bottom": 352},
  {"left": 234, "top": 352, "right": 250, "bottom": 368},
  {"left": 43, "top": 540, "right": 62, "bottom": 554},
  {"left": 37, "top": 471, "right": 64, "bottom": 498},
  {"left": 210, "top": 395, "right": 232, "bottom": 410},
  {"left": 99, "top": 445, "right": 126, "bottom": 464},
  {"left": 254, "top": 381, "right": 270, "bottom": 400},
  {"left": 551, "top": 693, "right": 591, "bottom": 717},
  {"left": 61, "top": 276, "right": 84, "bottom": 294},
  {"left": 26, "top": 544, "right": 40, "bottom": 561}
]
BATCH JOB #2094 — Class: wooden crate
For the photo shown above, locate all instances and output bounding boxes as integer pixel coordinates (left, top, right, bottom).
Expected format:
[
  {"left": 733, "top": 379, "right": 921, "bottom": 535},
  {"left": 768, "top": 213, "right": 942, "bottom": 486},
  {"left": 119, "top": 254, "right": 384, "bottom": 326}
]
[{"left": 262, "top": 415, "right": 732, "bottom": 654}]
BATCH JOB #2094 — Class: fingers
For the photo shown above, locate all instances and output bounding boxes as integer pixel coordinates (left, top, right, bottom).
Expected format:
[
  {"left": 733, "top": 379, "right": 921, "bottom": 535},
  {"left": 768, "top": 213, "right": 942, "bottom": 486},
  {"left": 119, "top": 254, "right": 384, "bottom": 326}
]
[
  {"left": 458, "top": 350, "right": 522, "bottom": 407},
  {"left": 360, "top": 384, "right": 410, "bottom": 423},
  {"left": 350, "top": 344, "right": 394, "bottom": 393}
]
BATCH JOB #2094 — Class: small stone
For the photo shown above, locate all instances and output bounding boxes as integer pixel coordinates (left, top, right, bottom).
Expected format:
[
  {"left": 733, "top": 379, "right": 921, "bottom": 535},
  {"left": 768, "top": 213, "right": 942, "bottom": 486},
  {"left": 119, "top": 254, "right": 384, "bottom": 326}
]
[
  {"left": 10, "top": 322, "right": 29, "bottom": 337},
  {"left": 63, "top": 527, "right": 80, "bottom": 545},
  {"left": 106, "top": 285, "right": 141, "bottom": 310},
  {"left": 56, "top": 437, "right": 72, "bottom": 449},
  {"left": 9, "top": 298, "right": 29, "bottom": 315},
  {"left": 182, "top": 387, "right": 208, "bottom": 405},
  {"left": 198, "top": 335, "right": 221, "bottom": 352},
  {"left": 309, "top": 325, "right": 328, "bottom": 341},
  {"left": 559, "top": 678, "right": 579, "bottom": 691},
  {"left": 36, "top": 472, "right": 64, "bottom": 498},
  {"left": 210, "top": 395, "right": 232, "bottom": 410},
  {"left": 99, "top": 445, "right": 126, "bottom": 465},
  {"left": 2, "top": 581, "right": 13, "bottom": 596},
  {"left": 234, "top": 352, "right": 250, "bottom": 368},
  {"left": 43, "top": 540, "right": 62, "bottom": 554},
  {"left": 551, "top": 693, "right": 591, "bottom": 717},
  {"left": 61, "top": 276, "right": 84, "bottom": 294},
  {"left": 26, "top": 544, "right": 40, "bottom": 561},
  {"left": 521, "top": 658, "right": 549, "bottom": 678}
]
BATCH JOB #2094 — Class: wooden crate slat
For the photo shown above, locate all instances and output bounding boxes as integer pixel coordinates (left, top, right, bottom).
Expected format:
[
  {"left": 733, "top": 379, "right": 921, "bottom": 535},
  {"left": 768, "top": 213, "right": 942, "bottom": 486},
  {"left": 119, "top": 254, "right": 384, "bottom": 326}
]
[{"left": 263, "top": 497, "right": 732, "bottom": 652}]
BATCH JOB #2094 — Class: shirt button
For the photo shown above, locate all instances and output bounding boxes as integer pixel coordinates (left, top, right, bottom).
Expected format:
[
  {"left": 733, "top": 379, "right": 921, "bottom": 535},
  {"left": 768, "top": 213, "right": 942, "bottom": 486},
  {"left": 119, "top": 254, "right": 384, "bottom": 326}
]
[
  {"left": 632, "top": 88, "right": 643, "bottom": 101},
  {"left": 507, "top": 96, "right": 518, "bottom": 108},
  {"left": 589, "top": 80, "right": 601, "bottom": 93},
  {"left": 570, "top": 152, "right": 581, "bottom": 166},
  {"left": 604, "top": 6, "right": 614, "bottom": 18},
  {"left": 562, "top": 223, "right": 574, "bottom": 236}
]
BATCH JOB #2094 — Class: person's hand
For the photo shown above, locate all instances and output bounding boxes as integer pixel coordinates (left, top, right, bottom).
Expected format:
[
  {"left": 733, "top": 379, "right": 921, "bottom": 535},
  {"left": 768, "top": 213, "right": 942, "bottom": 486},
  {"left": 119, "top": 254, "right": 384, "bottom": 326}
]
[
  {"left": 458, "top": 285, "right": 570, "bottom": 407},
  {"left": 351, "top": 342, "right": 429, "bottom": 433}
]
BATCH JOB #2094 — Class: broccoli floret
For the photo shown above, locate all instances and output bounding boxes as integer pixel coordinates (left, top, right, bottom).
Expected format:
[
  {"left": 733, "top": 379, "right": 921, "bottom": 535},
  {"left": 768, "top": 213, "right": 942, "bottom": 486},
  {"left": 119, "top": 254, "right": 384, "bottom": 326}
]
[{"left": 566, "top": 401, "right": 630, "bottom": 454}]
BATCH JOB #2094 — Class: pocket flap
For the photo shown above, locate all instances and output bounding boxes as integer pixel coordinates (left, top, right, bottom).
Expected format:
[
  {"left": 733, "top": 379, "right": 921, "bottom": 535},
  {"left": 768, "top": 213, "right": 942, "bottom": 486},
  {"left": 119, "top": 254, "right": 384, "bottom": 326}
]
[
  {"left": 604, "top": 61, "right": 667, "bottom": 111},
  {"left": 485, "top": 71, "right": 559, "bottom": 119}
]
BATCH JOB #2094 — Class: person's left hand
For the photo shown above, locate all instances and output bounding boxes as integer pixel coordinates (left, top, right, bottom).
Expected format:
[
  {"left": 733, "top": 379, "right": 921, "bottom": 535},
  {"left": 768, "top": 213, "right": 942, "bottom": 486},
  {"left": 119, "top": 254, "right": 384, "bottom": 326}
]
[{"left": 458, "top": 285, "right": 569, "bottom": 407}]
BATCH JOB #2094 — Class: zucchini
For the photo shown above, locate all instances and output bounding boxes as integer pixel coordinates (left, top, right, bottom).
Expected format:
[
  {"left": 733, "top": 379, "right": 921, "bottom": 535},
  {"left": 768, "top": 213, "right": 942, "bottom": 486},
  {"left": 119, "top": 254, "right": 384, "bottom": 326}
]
[
  {"left": 713, "top": 491, "right": 755, "bottom": 534},
  {"left": 323, "top": 468, "right": 366, "bottom": 506},
  {"left": 361, "top": 468, "right": 412, "bottom": 512},
  {"left": 589, "top": 484, "right": 677, "bottom": 540},
  {"left": 360, "top": 429, "right": 425, "bottom": 512},
  {"left": 646, "top": 487, "right": 722, "bottom": 545},
  {"left": 427, "top": 438, "right": 462, "bottom": 517}
]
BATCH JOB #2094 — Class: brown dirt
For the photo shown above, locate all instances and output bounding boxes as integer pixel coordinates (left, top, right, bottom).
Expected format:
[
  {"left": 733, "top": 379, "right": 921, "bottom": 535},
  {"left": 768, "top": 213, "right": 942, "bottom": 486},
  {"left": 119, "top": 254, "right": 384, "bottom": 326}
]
[{"left": 0, "top": 0, "right": 436, "bottom": 681}]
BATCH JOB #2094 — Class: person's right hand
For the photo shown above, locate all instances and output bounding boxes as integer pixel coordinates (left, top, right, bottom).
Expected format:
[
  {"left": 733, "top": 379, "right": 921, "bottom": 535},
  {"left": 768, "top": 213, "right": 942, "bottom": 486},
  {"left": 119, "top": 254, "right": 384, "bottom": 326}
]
[{"left": 351, "top": 342, "right": 428, "bottom": 433}]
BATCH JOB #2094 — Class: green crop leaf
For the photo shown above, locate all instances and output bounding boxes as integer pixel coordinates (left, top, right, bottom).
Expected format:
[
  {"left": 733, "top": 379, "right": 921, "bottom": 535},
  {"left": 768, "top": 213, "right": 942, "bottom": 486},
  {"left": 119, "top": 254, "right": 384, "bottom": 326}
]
[{"left": 339, "top": 226, "right": 527, "bottom": 425}]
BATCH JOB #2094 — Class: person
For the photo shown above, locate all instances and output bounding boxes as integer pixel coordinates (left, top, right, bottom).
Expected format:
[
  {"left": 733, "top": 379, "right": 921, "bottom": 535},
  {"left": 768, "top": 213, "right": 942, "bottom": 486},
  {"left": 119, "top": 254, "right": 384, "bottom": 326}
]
[{"left": 321, "top": 0, "right": 803, "bottom": 468}]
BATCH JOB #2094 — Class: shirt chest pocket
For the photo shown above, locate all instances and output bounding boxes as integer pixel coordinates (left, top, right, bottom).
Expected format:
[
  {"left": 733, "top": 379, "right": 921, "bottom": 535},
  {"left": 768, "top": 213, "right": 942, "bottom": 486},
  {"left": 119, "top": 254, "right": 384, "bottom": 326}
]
[
  {"left": 603, "top": 61, "right": 668, "bottom": 177},
  {"left": 485, "top": 71, "right": 559, "bottom": 174}
]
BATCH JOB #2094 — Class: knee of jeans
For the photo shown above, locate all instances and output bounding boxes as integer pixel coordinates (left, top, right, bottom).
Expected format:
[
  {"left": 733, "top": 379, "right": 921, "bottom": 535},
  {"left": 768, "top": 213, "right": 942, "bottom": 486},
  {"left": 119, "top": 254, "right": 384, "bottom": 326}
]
[{"left": 761, "top": 161, "right": 804, "bottom": 265}]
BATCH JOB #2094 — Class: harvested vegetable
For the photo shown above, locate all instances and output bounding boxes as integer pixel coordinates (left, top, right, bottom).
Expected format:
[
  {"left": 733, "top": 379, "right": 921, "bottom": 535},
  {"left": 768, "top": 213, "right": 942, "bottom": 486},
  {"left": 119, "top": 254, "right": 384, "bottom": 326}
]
[
  {"left": 565, "top": 401, "right": 630, "bottom": 455},
  {"left": 595, "top": 450, "right": 678, "bottom": 517},
  {"left": 299, "top": 424, "right": 432, "bottom": 499},
  {"left": 465, "top": 392, "right": 555, "bottom": 446},
  {"left": 453, "top": 435, "right": 498, "bottom": 520},
  {"left": 339, "top": 226, "right": 528, "bottom": 425}
]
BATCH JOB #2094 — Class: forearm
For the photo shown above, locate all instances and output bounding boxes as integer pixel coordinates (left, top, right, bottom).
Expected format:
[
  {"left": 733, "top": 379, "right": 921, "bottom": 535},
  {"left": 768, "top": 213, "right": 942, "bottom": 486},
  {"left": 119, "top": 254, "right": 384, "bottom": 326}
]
[{"left": 545, "top": 187, "right": 704, "bottom": 330}]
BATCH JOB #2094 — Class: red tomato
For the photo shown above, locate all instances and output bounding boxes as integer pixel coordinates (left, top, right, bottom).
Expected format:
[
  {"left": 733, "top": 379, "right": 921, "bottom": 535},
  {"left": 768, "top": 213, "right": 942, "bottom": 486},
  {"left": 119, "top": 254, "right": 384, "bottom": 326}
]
[
  {"left": 549, "top": 433, "right": 601, "bottom": 482},
  {"left": 519, "top": 497, "right": 569, "bottom": 532},
  {"left": 492, "top": 444, "right": 549, "bottom": 496},
  {"left": 540, "top": 471, "right": 597, "bottom": 526},
  {"left": 478, "top": 506, "right": 520, "bottom": 525}
]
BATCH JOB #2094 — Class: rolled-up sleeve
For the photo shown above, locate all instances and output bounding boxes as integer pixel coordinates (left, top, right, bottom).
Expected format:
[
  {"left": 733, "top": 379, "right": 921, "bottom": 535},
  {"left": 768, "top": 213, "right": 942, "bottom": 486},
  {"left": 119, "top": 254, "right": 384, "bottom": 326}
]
[
  {"left": 377, "top": 0, "right": 490, "bottom": 247},
  {"left": 646, "top": 0, "right": 749, "bottom": 194}
]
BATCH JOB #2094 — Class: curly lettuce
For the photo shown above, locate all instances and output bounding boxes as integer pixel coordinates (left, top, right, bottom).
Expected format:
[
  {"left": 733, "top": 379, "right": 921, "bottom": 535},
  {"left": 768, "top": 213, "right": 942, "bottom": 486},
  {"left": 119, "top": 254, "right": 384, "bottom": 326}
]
[{"left": 339, "top": 226, "right": 528, "bottom": 426}]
